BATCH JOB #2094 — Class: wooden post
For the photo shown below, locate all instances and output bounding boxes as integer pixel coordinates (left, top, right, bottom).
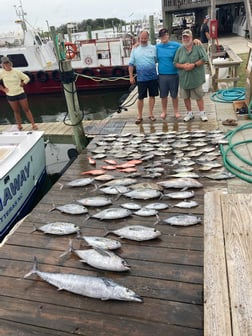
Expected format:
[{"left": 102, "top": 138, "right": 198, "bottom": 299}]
[
  {"left": 149, "top": 15, "right": 156, "bottom": 45},
  {"left": 50, "top": 26, "right": 89, "bottom": 153}
]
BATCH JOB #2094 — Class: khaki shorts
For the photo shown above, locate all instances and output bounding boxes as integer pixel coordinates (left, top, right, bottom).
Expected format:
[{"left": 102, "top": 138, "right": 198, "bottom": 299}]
[{"left": 180, "top": 86, "right": 204, "bottom": 100}]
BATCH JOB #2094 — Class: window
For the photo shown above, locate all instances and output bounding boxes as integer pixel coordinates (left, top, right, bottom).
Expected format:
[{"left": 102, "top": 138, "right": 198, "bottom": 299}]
[{"left": 6, "top": 54, "right": 28, "bottom": 67}]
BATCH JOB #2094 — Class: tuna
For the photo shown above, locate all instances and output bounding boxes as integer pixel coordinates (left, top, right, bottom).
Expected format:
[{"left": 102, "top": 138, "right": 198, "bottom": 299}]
[
  {"left": 106, "top": 225, "right": 161, "bottom": 241},
  {"left": 163, "top": 214, "right": 201, "bottom": 226},
  {"left": 35, "top": 222, "right": 79, "bottom": 235}
]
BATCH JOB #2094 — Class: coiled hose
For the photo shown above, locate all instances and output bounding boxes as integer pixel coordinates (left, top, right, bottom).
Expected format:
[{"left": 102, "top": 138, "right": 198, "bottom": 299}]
[
  {"left": 220, "top": 122, "right": 252, "bottom": 183},
  {"left": 210, "top": 87, "right": 246, "bottom": 103}
]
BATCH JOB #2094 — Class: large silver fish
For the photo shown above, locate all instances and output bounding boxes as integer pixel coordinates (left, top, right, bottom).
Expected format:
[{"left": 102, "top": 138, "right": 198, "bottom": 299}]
[
  {"left": 35, "top": 222, "right": 79, "bottom": 235},
  {"left": 106, "top": 225, "right": 161, "bottom": 241},
  {"left": 124, "top": 188, "right": 162, "bottom": 200},
  {"left": 50, "top": 203, "right": 88, "bottom": 215},
  {"left": 77, "top": 196, "right": 112, "bottom": 207},
  {"left": 163, "top": 214, "right": 201, "bottom": 226},
  {"left": 91, "top": 208, "right": 132, "bottom": 220},
  {"left": 65, "top": 177, "right": 95, "bottom": 187},
  {"left": 73, "top": 248, "right": 130, "bottom": 272},
  {"left": 157, "top": 178, "right": 203, "bottom": 189},
  {"left": 81, "top": 236, "right": 121, "bottom": 250},
  {"left": 24, "top": 257, "right": 142, "bottom": 302},
  {"left": 203, "top": 170, "right": 236, "bottom": 180},
  {"left": 163, "top": 190, "right": 195, "bottom": 199}
]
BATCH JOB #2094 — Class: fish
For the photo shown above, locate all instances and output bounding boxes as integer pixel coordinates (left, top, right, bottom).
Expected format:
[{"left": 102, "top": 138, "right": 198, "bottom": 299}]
[
  {"left": 106, "top": 225, "right": 161, "bottom": 241},
  {"left": 104, "top": 159, "right": 117, "bottom": 165},
  {"left": 145, "top": 202, "right": 169, "bottom": 210},
  {"left": 81, "top": 236, "right": 122, "bottom": 250},
  {"left": 99, "top": 185, "right": 130, "bottom": 195},
  {"left": 163, "top": 190, "right": 195, "bottom": 199},
  {"left": 101, "top": 165, "right": 117, "bottom": 170},
  {"left": 120, "top": 202, "right": 142, "bottom": 210},
  {"left": 133, "top": 207, "right": 159, "bottom": 219},
  {"left": 130, "top": 182, "right": 163, "bottom": 191},
  {"left": 168, "top": 172, "right": 200, "bottom": 178},
  {"left": 174, "top": 200, "right": 199, "bottom": 208},
  {"left": 118, "top": 167, "right": 138, "bottom": 173},
  {"left": 94, "top": 174, "right": 115, "bottom": 182},
  {"left": 77, "top": 196, "right": 112, "bottom": 207},
  {"left": 49, "top": 203, "right": 88, "bottom": 215},
  {"left": 124, "top": 188, "right": 162, "bottom": 200},
  {"left": 88, "top": 157, "right": 96, "bottom": 165},
  {"left": 157, "top": 178, "right": 203, "bottom": 189},
  {"left": 81, "top": 169, "right": 106, "bottom": 176},
  {"left": 91, "top": 208, "right": 132, "bottom": 220},
  {"left": 203, "top": 170, "right": 236, "bottom": 180},
  {"left": 24, "top": 257, "right": 142, "bottom": 302},
  {"left": 76, "top": 248, "right": 130, "bottom": 272},
  {"left": 163, "top": 214, "right": 201, "bottom": 226},
  {"left": 65, "top": 177, "right": 95, "bottom": 187},
  {"left": 35, "top": 222, "right": 79, "bottom": 235},
  {"left": 101, "top": 177, "right": 138, "bottom": 187}
]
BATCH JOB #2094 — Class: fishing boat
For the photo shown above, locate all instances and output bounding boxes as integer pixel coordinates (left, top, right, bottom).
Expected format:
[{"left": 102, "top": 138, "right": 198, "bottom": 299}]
[
  {"left": 0, "top": 6, "right": 133, "bottom": 95},
  {"left": 0, "top": 131, "right": 46, "bottom": 241}
]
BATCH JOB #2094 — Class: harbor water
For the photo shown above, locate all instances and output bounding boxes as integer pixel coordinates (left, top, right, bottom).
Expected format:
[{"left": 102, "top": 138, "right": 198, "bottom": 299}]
[{"left": 0, "top": 88, "right": 128, "bottom": 124}]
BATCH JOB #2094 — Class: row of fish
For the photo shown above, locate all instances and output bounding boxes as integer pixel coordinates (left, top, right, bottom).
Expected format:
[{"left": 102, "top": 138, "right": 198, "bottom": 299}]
[{"left": 26, "top": 128, "right": 234, "bottom": 302}]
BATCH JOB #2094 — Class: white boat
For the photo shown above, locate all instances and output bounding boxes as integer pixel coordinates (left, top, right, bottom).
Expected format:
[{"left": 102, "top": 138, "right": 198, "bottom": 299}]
[
  {"left": 0, "top": 5, "right": 134, "bottom": 95},
  {"left": 0, "top": 131, "right": 46, "bottom": 240}
]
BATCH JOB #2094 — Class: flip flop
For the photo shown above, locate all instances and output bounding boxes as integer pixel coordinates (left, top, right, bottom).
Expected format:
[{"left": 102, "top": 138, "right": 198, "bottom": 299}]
[
  {"left": 160, "top": 113, "right": 166, "bottom": 120},
  {"left": 222, "top": 119, "right": 238, "bottom": 126},
  {"left": 148, "top": 116, "right": 156, "bottom": 121},
  {"left": 135, "top": 118, "right": 143, "bottom": 124}
]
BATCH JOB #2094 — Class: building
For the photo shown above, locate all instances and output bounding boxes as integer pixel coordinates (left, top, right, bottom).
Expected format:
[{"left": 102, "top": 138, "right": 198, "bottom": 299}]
[{"left": 161, "top": 0, "right": 251, "bottom": 39}]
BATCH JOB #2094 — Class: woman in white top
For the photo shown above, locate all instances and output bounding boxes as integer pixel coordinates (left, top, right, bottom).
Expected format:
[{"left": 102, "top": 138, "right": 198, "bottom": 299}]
[{"left": 0, "top": 56, "right": 38, "bottom": 131}]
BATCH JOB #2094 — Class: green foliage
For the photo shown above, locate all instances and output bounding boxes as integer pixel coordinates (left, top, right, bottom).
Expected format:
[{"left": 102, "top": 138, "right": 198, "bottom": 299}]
[
  {"left": 56, "top": 18, "right": 126, "bottom": 34},
  {"left": 237, "top": 53, "right": 248, "bottom": 88}
]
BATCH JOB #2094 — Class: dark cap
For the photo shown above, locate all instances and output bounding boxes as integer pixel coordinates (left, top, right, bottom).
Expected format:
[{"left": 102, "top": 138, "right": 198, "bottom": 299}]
[
  {"left": 1, "top": 56, "right": 12, "bottom": 64},
  {"left": 158, "top": 28, "right": 169, "bottom": 37},
  {"left": 182, "top": 29, "right": 192, "bottom": 37}
]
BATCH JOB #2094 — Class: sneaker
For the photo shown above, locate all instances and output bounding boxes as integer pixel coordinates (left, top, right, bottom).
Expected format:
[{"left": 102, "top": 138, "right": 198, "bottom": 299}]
[
  {"left": 200, "top": 112, "right": 208, "bottom": 122},
  {"left": 183, "top": 112, "right": 194, "bottom": 122}
]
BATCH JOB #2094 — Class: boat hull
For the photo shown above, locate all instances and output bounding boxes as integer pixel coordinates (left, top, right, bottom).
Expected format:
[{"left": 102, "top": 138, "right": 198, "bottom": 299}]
[{"left": 0, "top": 131, "right": 46, "bottom": 241}]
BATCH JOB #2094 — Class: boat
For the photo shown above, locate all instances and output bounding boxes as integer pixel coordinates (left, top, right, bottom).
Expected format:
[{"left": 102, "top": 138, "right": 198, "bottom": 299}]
[
  {"left": 0, "top": 131, "right": 46, "bottom": 241},
  {"left": 0, "top": 6, "right": 134, "bottom": 95}
]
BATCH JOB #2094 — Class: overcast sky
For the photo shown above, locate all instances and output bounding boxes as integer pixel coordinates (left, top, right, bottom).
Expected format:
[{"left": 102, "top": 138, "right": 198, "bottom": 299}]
[{"left": 0, "top": 0, "right": 162, "bottom": 32}]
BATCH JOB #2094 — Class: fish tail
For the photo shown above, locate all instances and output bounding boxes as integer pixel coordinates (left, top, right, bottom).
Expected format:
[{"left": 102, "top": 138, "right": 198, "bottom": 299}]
[
  {"left": 59, "top": 239, "right": 74, "bottom": 261},
  {"left": 24, "top": 256, "right": 38, "bottom": 278},
  {"left": 30, "top": 224, "right": 38, "bottom": 233}
]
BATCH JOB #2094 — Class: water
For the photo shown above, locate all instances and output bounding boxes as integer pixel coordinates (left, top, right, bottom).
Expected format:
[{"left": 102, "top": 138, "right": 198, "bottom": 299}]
[{"left": 0, "top": 88, "right": 128, "bottom": 124}]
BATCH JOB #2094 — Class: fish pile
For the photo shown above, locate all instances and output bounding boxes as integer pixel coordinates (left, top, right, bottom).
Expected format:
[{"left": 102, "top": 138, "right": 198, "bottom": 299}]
[{"left": 27, "top": 128, "right": 235, "bottom": 302}]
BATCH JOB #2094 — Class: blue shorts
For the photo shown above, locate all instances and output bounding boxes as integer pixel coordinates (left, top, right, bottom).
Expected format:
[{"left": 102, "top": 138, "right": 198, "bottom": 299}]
[
  {"left": 159, "top": 74, "right": 179, "bottom": 99},
  {"left": 137, "top": 79, "right": 159, "bottom": 99},
  {"left": 7, "top": 92, "right": 27, "bottom": 102}
]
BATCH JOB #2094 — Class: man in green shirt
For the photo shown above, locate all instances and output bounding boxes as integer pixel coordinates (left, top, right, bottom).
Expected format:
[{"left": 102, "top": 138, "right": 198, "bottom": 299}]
[{"left": 174, "top": 29, "right": 208, "bottom": 122}]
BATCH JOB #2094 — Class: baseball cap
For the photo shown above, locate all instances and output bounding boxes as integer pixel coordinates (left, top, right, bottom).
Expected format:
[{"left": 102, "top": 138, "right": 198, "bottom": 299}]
[
  {"left": 158, "top": 28, "right": 168, "bottom": 37},
  {"left": 1, "top": 56, "right": 12, "bottom": 64},
  {"left": 182, "top": 29, "right": 192, "bottom": 37},
  {"left": 205, "top": 15, "right": 210, "bottom": 20}
]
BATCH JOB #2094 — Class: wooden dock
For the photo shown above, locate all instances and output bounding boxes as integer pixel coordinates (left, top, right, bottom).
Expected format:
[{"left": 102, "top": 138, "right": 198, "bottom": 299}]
[{"left": 1, "top": 87, "right": 252, "bottom": 335}]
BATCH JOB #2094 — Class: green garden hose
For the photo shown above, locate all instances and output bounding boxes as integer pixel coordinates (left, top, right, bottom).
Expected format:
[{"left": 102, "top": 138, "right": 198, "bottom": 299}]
[
  {"left": 211, "top": 87, "right": 246, "bottom": 103},
  {"left": 220, "top": 122, "right": 252, "bottom": 183}
]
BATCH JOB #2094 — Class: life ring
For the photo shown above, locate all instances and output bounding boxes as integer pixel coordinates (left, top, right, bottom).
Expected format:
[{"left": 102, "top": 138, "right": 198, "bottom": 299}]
[
  {"left": 36, "top": 70, "right": 49, "bottom": 82},
  {"left": 23, "top": 71, "right": 35, "bottom": 83},
  {"left": 65, "top": 42, "right": 77, "bottom": 59},
  {"left": 112, "top": 66, "right": 125, "bottom": 77},
  {"left": 82, "top": 67, "right": 94, "bottom": 77},
  {"left": 51, "top": 70, "right": 61, "bottom": 82},
  {"left": 85, "top": 56, "right": 93, "bottom": 65}
]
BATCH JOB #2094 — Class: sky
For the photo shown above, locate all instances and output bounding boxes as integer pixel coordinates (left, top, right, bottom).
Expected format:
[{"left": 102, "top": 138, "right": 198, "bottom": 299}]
[{"left": 0, "top": 0, "right": 162, "bottom": 32}]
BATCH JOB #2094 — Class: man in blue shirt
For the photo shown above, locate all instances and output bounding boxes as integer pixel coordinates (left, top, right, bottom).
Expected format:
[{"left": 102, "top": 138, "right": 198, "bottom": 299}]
[
  {"left": 156, "top": 28, "right": 181, "bottom": 120},
  {"left": 128, "top": 30, "right": 159, "bottom": 124}
]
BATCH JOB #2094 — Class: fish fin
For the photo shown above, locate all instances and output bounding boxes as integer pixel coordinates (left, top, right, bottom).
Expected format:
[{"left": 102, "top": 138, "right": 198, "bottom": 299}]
[
  {"left": 59, "top": 239, "right": 74, "bottom": 262},
  {"left": 154, "top": 215, "right": 160, "bottom": 225},
  {"left": 24, "top": 256, "right": 38, "bottom": 278},
  {"left": 30, "top": 224, "right": 38, "bottom": 233},
  {"left": 94, "top": 247, "right": 111, "bottom": 257},
  {"left": 48, "top": 203, "right": 56, "bottom": 212},
  {"left": 181, "top": 187, "right": 188, "bottom": 191}
]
